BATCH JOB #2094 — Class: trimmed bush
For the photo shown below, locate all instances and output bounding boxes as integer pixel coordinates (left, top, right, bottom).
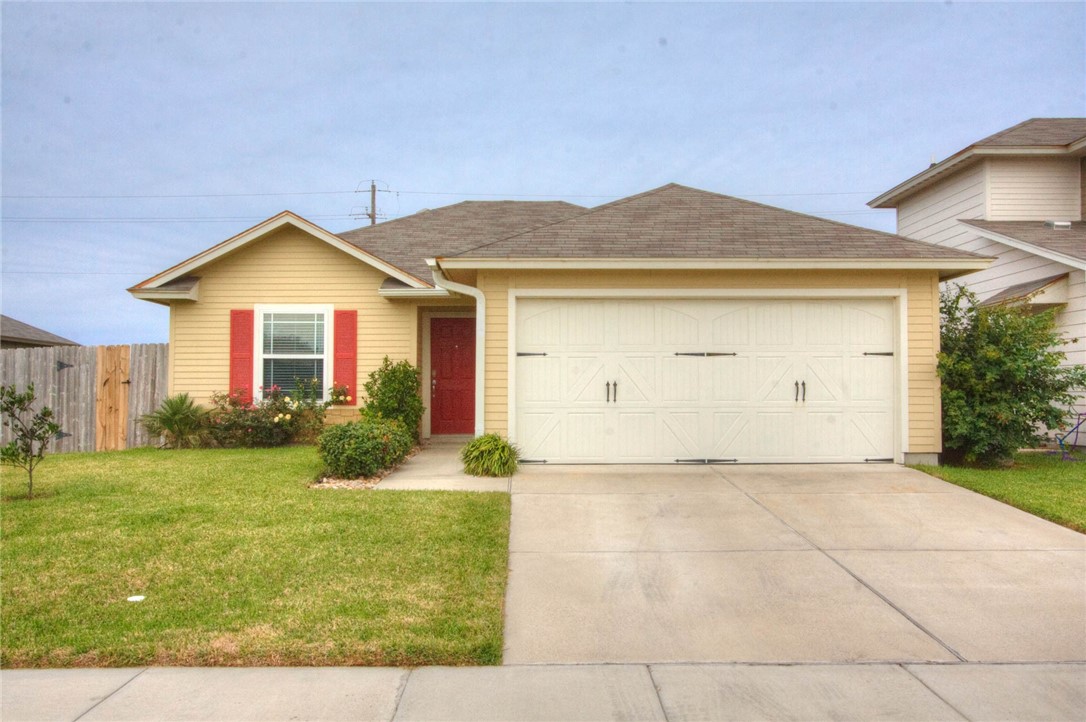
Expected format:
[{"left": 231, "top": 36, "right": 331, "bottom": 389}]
[
  {"left": 318, "top": 416, "right": 414, "bottom": 479},
  {"left": 362, "top": 357, "right": 425, "bottom": 440},
  {"left": 460, "top": 434, "right": 519, "bottom": 477}
]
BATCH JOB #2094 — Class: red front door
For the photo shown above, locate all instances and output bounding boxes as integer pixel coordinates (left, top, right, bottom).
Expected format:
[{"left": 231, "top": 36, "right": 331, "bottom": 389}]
[{"left": 430, "top": 318, "right": 475, "bottom": 435}]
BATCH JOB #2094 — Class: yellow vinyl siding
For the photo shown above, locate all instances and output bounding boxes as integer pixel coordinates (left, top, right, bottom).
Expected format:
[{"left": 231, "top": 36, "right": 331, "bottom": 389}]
[
  {"left": 478, "top": 268, "right": 943, "bottom": 454},
  {"left": 168, "top": 225, "right": 460, "bottom": 406}
]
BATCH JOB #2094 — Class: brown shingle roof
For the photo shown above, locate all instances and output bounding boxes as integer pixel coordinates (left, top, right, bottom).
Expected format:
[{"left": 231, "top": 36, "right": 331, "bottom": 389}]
[
  {"left": 451, "top": 184, "right": 989, "bottom": 261},
  {"left": 972, "top": 118, "right": 1086, "bottom": 148},
  {"left": 980, "top": 273, "right": 1069, "bottom": 306},
  {"left": 337, "top": 200, "right": 586, "bottom": 282},
  {"left": 960, "top": 220, "right": 1086, "bottom": 263},
  {"left": 870, "top": 118, "right": 1086, "bottom": 208},
  {"left": 0, "top": 315, "right": 78, "bottom": 347}
]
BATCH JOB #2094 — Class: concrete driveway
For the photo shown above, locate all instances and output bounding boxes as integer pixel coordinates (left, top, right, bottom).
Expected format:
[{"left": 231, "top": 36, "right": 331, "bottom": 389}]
[{"left": 504, "top": 463, "right": 1086, "bottom": 665}]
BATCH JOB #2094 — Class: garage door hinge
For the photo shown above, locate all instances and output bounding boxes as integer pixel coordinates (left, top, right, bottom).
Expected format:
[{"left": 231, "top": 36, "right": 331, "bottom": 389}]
[
  {"left": 864, "top": 457, "right": 894, "bottom": 463},
  {"left": 675, "top": 458, "right": 738, "bottom": 464},
  {"left": 863, "top": 352, "right": 894, "bottom": 357},
  {"left": 674, "top": 352, "right": 738, "bottom": 357},
  {"left": 516, "top": 352, "right": 548, "bottom": 357},
  {"left": 519, "top": 459, "right": 548, "bottom": 464}
]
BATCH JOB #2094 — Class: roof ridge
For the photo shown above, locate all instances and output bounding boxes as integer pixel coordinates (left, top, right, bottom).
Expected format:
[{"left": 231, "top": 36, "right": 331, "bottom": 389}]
[
  {"left": 338, "top": 199, "right": 587, "bottom": 239},
  {"left": 450, "top": 184, "right": 688, "bottom": 257}
]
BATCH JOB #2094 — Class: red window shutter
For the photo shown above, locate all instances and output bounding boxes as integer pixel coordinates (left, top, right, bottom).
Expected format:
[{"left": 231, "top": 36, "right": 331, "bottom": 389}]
[
  {"left": 230, "top": 310, "right": 255, "bottom": 404},
  {"left": 333, "top": 310, "right": 358, "bottom": 401}
]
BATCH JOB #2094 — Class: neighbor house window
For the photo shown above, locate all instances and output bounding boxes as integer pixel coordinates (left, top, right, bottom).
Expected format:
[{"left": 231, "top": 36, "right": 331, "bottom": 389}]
[{"left": 254, "top": 305, "right": 332, "bottom": 400}]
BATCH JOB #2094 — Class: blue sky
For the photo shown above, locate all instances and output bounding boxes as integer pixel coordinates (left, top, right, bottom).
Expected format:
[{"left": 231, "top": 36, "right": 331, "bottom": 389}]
[{"left": 2, "top": 1, "right": 1083, "bottom": 345}]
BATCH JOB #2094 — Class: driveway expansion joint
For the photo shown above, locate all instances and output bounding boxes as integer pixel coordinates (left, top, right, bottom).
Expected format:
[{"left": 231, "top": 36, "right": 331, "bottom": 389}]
[{"left": 720, "top": 475, "right": 970, "bottom": 663}]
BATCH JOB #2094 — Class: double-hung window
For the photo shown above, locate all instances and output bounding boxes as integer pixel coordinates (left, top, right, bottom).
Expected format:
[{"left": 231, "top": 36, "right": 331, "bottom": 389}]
[{"left": 254, "top": 304, "right": 332, "bottom": 401}]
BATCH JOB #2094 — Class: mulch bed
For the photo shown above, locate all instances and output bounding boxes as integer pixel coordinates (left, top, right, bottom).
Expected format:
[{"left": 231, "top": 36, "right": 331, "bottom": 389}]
[{"left": 309, "top": 446, "right": 421, "bottom": 490}]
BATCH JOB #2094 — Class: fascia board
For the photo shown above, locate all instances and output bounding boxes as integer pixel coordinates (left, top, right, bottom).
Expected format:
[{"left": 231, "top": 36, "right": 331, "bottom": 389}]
[
  {"left": 132, "top": 213, "right": 430, "bottom": 291},
  {"left": 377, "top": 287, "right": 453, "bottom": 299},
  {"left": 963, "top": 225, "right": 1086, "bottom": 271}
]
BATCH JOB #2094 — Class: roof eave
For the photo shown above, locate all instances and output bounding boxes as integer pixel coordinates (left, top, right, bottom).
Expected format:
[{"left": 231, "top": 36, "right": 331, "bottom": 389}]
[
  {"left": 129, "top": 280, "right": 200, "bottom": 305},
  {"left": 870, "top": 146, "right": 1081, "bottom": 209},
  {"left": 437, "top": 257, "right": 993, "bottom": 274},
  {"left": 960, "top": 223, "right": 1086, "bottom": 271}
]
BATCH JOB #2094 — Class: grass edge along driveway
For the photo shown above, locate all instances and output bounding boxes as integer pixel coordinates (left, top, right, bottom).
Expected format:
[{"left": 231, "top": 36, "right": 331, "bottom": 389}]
[
  {"left": 915, "top": 451, "right": 1086, "bottom": 534},
  {"left": 1, "top": 447, "right": 510, "bottom": 668}
]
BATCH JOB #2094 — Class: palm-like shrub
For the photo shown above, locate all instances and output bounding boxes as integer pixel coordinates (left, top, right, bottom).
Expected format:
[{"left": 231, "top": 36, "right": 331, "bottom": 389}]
[
  {"left": 142, "top": 393, "right": 211, "bottom": 449},
  {"left": 460, "top": 434, "right": 519, "bottom": 477}
]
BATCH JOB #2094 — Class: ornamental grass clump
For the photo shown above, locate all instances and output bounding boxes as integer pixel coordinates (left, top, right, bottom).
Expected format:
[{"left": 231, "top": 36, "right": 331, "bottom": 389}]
[
  {"left": 460, "top": 434, "right": 519, "bottom": 477},
  {"left": 318, "top": 416, "right": 414, "bottom": 479}
]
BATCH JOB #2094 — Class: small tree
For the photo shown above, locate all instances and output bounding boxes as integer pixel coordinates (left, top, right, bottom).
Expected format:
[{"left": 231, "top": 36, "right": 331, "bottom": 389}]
[
  {"left": 938, "top": 285, "right": 1086, "bottom": 466},
  {"left": 1, "top": 384, "right": 62, "bottom": 499}
]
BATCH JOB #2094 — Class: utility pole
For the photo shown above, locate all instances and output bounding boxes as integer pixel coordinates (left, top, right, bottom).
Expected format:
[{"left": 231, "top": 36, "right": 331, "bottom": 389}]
[{"left": 368, "top": 181, "right": 377, "bottom": 226}]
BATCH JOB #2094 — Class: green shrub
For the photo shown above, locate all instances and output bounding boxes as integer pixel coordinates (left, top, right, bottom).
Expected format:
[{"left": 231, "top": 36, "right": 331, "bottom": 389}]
[
  {"left": 460, "top": 434, "right": 519, "bottom": 477},
  {"left": 362, "top": 357, "right": 425, "bottom": 440},
  {"left": 207, "top": 383, "right": 329, "bottom": 448},
  {"left": 141, "top": 393, "right": 211, "bottom": 449},
  {"left": 318, "top": 416, "right": 414, "bottom": 478},
  {"left": 939, "top": 285, "right": 1086, "bottom": 466}
]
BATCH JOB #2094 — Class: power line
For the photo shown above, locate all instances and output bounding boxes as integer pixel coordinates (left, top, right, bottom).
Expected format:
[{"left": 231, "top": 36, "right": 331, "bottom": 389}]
[
  {"left": 2, "top": 186, "right": 884, "bottom": 201},
  {"left": 1, "top": 190, "right": 357, "bottom": 200}
]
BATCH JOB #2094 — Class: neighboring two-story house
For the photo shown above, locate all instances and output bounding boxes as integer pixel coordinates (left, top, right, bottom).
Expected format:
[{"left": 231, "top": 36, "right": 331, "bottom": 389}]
[{"left": 870, "top": 118, "right": 1086, "bottom": 431}]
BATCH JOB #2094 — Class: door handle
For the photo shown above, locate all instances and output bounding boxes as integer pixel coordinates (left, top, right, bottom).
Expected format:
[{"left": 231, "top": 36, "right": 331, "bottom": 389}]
[
  {"left": 606, "top": 381, "right": 611, "bottom": 403},
  {"left": 795, "top": 381, "right": 799, "bottom": 402},
  {"left": 801, "top": 381, "right": 806, "bottom": 402}
]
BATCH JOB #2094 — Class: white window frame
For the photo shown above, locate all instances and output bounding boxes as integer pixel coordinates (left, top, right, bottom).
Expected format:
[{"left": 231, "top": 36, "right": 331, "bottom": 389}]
[{"left": 253, "top": 304, "right": 334, "bottom": 402}]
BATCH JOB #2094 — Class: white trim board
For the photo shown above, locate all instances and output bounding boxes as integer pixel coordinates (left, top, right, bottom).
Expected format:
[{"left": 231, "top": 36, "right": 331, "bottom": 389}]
[{"left": 506, "top": 288, "right": 909, "bottom": 464}]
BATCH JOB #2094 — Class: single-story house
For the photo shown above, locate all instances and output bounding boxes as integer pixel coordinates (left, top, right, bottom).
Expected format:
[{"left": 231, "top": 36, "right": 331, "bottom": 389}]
[
  {"left": 130, "top": 183, "right": 991, "bottom": 465},
  {"left": 0, "top": 315, "right": 79, "bottom": 349},
  {"left": 869, "top": 118, "right": 1086, "bottom": 422}
]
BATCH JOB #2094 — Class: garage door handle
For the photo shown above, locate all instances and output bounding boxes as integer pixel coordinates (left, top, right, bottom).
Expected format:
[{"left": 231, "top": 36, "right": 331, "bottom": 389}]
[
  {"left": 613, "top": 380, "right": 617, "bottom": 402},
  {"left": 802, "top": 380, "right": 806, "bottom": 402},
  {"left": 606, "top": 381, "right": 611, "bottom": 403},
  {"left": 794, "top": 381, "right": 799, "bottom": 402}
]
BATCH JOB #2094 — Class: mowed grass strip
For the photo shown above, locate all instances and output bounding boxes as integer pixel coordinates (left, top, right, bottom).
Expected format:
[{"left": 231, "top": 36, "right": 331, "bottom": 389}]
[
  {"left": 1, "top": 447, "right": 510, "bottom": 667},
  {"left": 916, "top": 451, "right": 1086, "bottom": 533}
]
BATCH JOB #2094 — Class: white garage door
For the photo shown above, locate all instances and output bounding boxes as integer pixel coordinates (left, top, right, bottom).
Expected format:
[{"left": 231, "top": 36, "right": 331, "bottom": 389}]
[{"left": 514, "top": 298, "right": 897, "bottom": 464}]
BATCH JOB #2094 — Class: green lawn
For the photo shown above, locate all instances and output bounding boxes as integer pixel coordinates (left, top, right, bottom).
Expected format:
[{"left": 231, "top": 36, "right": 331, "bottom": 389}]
[
  {"left": 1, "top": 447, "right": 510, "bottom": 668},
  {"left": 916, "top": 451, "right": 1086, "bottom": 533}
]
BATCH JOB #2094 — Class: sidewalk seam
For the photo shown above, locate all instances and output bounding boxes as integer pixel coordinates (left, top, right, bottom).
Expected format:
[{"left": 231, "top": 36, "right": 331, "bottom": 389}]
[
  {"left": 899, "top": 663, "right": 974, "bottom": 721},
  {"left": 71, "top": 667, "right": 148, "bottom": 722}
]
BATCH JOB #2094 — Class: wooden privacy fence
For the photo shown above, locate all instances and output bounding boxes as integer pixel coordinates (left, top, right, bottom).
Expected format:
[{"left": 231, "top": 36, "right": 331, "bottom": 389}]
[{"left": 0, "top": 344, "right": 168, "bottom": 453}]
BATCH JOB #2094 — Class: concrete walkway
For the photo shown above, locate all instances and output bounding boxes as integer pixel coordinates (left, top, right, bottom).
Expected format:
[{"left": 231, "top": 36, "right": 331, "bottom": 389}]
[{"left": 4, "top": 663, "right": 1084, "bottom": 721}]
